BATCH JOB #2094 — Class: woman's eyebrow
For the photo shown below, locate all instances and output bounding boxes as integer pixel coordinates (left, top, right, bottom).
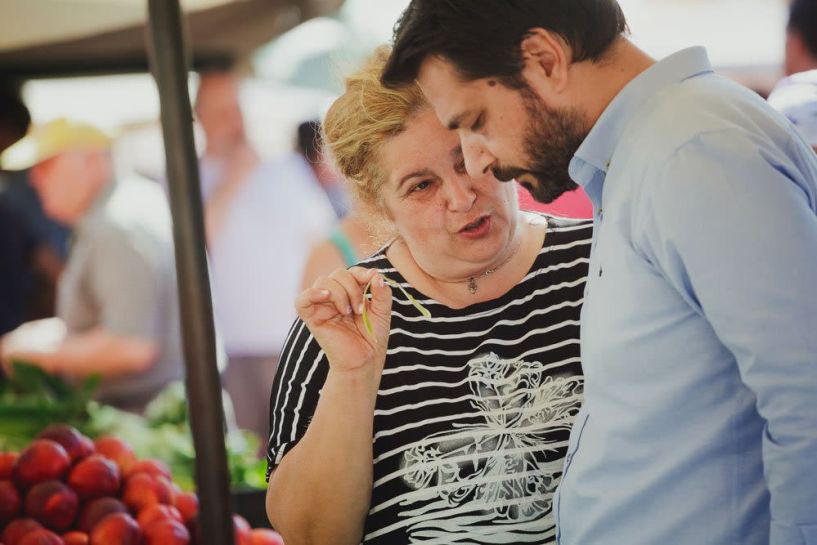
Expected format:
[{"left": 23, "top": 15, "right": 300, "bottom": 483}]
[{"left": 397, "top": 168, "right": 434, "bottom": 190}]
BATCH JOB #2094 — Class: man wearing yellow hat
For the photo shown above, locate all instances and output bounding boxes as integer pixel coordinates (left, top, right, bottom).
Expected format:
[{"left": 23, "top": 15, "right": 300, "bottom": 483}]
[{"left": 0, "top": 119, "right": 185, "bottom": 413}]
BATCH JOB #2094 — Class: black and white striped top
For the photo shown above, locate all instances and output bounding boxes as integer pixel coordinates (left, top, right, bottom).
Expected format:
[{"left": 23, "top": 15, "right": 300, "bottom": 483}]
[{"left": 267, "top": 217, "right": 592, "bottom": 545}]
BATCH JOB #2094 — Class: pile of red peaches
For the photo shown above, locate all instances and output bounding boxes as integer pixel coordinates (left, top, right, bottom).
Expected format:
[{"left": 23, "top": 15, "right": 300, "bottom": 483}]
[{"left": 0, "top": 424, "right": 282, "bottom": 545}]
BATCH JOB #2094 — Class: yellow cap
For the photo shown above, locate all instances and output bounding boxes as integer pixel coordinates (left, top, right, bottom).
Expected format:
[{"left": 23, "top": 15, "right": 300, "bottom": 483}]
[{"left": 1, "top": 118, "right": 112, "bottom": 171}]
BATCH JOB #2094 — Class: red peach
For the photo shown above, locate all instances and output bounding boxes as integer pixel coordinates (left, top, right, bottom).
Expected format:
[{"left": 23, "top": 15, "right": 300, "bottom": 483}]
[
  {"left": 36, "top": 425, "right": 93, "bottom": 463},
  {"left": 88, "top": 513, "right": 140, "bottom": 545},
  {"left": 3, "top": 519, "right": 43, "bottom": 545},
  {"left": 13, "top": 441, "right": 70, "bottom": 490},
  {"left": 76, "top": 498, "right": 128, "bottom": 534},
  {"left": 136, "top": 504, "right": 182, "bottom": 529},
  {"left": 250, "top": 528, "right": 285, "bottom": 545},
  {"left": 0, "top": 452, "right": 19, "bottom": 479},
  {"left": 24, "top": 480, "right": 78, "bottom": 532},
  {"left": 125, "top": 459, "right": 171, "bottom": 480},
  {"left": 67, "top": 455, "right": 120, "bottom": 500},
  {"left": 60, "top": 532, "right": 88, "bottom": 545},
  {"left": 91, "top": 437, "right": 135, "bottom": 474},
  {"left": 0, "top": 479, "right": 21, "bottom": 524},
  {"left": 121, "top": 473, "right": 173, "bottom": 513},
  {"left": 142, "top": 518, "right": 190, "bottom": 545},
  {"left": 233, "top": 515, "right": 251, "bottom": 545},
  {"left": 174, "top": 492, "right": 198, "bottom": 523},
  {"left": 16, "top": 529, "right": 63, "bottom": 545}
]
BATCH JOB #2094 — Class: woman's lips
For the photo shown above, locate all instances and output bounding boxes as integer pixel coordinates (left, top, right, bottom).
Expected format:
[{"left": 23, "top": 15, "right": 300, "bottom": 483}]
[{"left": 459, "top": 214, "right": 492, "bottom": 239}]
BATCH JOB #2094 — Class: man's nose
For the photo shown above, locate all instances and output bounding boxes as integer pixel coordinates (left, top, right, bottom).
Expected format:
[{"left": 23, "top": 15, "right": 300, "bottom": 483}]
[{"left": 461, "top": 133, "right": 495, "bottom": 179}]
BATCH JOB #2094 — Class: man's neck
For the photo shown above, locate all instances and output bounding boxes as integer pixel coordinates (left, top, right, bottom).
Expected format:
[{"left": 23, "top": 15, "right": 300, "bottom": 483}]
[{"left": 568, "top": 37, "right": 656, "bottom": 129}]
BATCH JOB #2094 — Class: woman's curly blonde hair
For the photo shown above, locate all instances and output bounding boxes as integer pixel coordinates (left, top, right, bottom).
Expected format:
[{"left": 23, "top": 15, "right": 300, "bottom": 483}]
[{"left": 323, "top": 45, "right": 428, "bottom": 210}]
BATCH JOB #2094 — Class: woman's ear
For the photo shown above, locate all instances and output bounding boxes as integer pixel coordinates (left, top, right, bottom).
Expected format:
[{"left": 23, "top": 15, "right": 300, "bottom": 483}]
[{"left": 519, "top": 28, "right": 571, "bottom": 95}]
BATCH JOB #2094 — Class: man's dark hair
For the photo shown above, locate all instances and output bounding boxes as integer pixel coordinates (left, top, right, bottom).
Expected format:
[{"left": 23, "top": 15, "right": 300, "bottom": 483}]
[
  {"left": 0, "top": 80, "right": 31, "bottom": 151},
  {"left": 296, "top": 120, "right": 323, "bottom": 165},
  {"left": 382, "top": 0, "right": 628, "bottom": 88},
  {"left": 789, "top": 0, "right": 817, "bottom": 59}
]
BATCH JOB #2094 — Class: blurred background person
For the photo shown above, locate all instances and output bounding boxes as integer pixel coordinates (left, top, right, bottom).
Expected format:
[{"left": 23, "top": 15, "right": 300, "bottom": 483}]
[
  {"left": 784, "top": 0, "right": 817, "bottom": 77},
  {"left": 194, "top": 71, "right": 336, "bottom": 442},
  {"left": 299, "top": 204, "right": 382, "bottom": 290},
  {"left": 0, "top": 82, "right": 67, "bottom": 336},
  {"left": 769, "top": 0, "right": 817, "bottom": 151},
  {"left": 296, "top": 119, "right": 351, "bottom": 219},
  {"left": 0, "top": 119, "right": 184, "bottom": 414},
  {"left": 299, "top": 120, "right": 382, "bottom": 289}
]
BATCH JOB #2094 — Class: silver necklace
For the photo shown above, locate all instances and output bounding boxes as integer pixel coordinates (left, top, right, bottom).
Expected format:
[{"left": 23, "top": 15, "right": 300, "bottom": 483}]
[
  {"left": 465, "top": 246, "right": 519, "bottom": 294},
  {"left": 467, "top": 268, "right": 498, "bottom": 294}
]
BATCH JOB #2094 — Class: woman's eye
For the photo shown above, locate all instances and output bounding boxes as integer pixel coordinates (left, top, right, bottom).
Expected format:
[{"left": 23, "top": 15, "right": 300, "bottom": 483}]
[{"left": 410, "top": 180, "right": 432, "bottom": 193}]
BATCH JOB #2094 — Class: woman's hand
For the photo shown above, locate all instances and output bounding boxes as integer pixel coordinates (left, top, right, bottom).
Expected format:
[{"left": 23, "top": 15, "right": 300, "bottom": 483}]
[{"left": 295, "top": 267, "right": 392, "bottom": 375}]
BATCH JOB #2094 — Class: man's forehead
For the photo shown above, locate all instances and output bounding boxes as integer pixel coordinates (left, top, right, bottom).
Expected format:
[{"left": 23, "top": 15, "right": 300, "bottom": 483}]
[{"left": 417, "top": 58, "right": 480, "bottom": 127}]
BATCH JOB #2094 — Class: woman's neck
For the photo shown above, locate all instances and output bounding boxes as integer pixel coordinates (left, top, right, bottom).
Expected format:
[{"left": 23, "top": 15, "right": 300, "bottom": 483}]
[{"left": 387, "top": 212, "right": 547, "bottom": 309}]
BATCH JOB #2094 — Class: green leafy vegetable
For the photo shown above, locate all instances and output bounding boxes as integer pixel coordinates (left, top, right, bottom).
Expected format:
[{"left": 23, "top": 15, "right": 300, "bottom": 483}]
[{"left": 361, "top": 275, "right": 431, "bottom": 340}]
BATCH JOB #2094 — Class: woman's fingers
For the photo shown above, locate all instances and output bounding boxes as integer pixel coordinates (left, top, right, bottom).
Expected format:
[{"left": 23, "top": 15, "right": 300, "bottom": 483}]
[
  {"left": 295, "top": 286, "right": 331, "bottom": 314},
  {"left": 296, "top": 268, "right": 389, "bottom": 325},
  {"left": 367, "top": 272, "right": 392, "bottom": 317},
  {"left": 329, "top": 269, "right": 363, "bottom": 314}
]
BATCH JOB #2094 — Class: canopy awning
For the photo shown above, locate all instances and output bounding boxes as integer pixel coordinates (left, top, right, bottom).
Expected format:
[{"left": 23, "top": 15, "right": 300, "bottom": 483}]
[{"left": 0, "top": 0, "right": 344, "bottom": 77}]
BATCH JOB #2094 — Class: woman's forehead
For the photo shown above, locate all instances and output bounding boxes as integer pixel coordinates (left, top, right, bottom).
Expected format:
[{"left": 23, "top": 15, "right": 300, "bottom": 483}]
[{"left": 381, "top": 112, "right": 460, "bottom": 184}]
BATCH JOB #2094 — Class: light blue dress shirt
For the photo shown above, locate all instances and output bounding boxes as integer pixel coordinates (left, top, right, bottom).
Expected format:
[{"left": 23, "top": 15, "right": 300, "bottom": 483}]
[{"left": 554, "top": 47, "right": 817, "bottom": 545}]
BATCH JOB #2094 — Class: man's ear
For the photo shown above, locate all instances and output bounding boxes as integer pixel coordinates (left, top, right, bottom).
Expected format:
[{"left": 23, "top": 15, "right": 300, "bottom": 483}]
[{"left": 520, "top": 28, "right": 570, "bottom": 94}]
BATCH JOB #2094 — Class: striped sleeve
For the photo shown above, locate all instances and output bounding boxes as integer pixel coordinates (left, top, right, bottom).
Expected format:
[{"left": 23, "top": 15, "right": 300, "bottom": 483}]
[{"left": 266, "top": 317, "right": 329, "bottom": 479}]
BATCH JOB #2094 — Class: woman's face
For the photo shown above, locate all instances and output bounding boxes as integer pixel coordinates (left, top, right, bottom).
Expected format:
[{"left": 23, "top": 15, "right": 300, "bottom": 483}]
[{"left": 379, "top": 108, "right": 519, "bottom": 280}]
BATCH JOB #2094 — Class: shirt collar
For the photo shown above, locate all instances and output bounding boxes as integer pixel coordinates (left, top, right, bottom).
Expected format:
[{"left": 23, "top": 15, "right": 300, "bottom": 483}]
[{"left": 569, "top": 47, "right": 714, "bottom": 194}]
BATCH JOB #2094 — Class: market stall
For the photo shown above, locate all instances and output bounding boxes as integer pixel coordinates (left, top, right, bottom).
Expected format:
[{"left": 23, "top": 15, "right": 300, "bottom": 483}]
[{"left": 0, "top": 1, "right": 343, "bottom": 544}]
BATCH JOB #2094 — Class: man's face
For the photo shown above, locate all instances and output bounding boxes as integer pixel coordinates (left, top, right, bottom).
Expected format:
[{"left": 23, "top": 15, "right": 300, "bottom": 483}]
[
  {"left": 417, "top": 56, "right": 587, "bottom": 203},
  {"left": 195, "top": 75, "right": 246, "bottom": 153},
  {"left": 30, "top": 151, "right": 97, "bottom": 224}
]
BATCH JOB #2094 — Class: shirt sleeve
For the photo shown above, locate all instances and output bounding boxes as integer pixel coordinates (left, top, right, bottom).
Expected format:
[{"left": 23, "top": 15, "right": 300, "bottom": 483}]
[
  {"left": 266, "top": 318, "right": 329, "bottom": 480},
  {"left": 85, "top": 224, "right": 168, "bottom": 341},
  {"left": 639, "top": 130, "right": 817, "bottom": 544}
]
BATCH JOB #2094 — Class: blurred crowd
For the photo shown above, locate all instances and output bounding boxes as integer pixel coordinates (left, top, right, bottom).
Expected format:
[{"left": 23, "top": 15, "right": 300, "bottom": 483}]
[{"left": 1, "top": 0, "right": 816, "bottom": 447}]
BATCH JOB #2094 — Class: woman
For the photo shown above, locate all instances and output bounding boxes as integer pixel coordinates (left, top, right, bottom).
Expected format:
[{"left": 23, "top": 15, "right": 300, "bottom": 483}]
[{"left": 266, "top": 47, "right": 592, "bottom": 545}]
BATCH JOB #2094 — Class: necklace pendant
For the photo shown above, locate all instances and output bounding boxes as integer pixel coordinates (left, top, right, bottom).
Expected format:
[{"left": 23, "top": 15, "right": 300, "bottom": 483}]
[{"left": 467, "top": 277, "right": 478, "bottom": 294}]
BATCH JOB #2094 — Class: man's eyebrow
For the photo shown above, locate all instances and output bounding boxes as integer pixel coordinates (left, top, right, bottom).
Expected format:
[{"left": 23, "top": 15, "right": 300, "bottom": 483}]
[
  {"left": 450, "top": 145, "right": 464, "bottom": 161},
  {"left": 397, "top": 168, "right": 434, "bottom": 190}
]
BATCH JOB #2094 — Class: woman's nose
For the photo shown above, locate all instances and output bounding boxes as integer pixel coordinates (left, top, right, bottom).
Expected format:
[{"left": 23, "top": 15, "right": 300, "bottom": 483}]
[{"left": 446, "top": 176, "right": 477, "bottom": 212}]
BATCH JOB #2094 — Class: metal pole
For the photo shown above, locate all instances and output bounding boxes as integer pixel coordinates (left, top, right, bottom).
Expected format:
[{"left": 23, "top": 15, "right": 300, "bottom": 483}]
[{"left": 146, "top": 2, "right": 234, "bottom": 545}]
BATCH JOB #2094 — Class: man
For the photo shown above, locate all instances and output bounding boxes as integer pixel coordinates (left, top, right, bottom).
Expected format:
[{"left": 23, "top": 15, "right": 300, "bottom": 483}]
[
  {"left": 769, "top": 0, "right": 817, "bottom": 151},
  {"left": 194, "top": 72, "right": 335, "bottom": 441},
  {"left": 0, "top": 83, "right": 67, "bottom": 335},
  {"left": 0, "top": 119, "right": 184, "bottom": 413},
  {"left": 382, "top": 2, "right": 817, "bottom": 545},
  {"left": 784, "top": 0, "right": 817, "bottom": 77}
]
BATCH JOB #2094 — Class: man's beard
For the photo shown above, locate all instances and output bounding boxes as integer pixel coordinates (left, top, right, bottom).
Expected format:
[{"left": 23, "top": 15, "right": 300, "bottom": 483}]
[{"left": 492, "top": 86, "right": 587, "bottom": 204}]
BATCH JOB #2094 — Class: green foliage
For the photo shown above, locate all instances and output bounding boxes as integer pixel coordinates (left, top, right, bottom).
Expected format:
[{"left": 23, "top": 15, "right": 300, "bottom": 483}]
[
  {"left": 0, "top": 364, "right": 266, "bottom": 491},
  {"left": 0, "top": 361, "right": 99, "bottom": 451},
  {"left": 85, "top": 381, "right": 267, "bottom": 491}
]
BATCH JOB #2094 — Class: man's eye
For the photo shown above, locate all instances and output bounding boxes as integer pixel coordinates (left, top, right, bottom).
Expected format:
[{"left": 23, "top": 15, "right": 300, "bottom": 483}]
[
  {"left": 454, "top": 160, "right": 467, "bottom": 174},
  {"left": 471, "top": 113, "right": 484, "bottom": 131}
]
